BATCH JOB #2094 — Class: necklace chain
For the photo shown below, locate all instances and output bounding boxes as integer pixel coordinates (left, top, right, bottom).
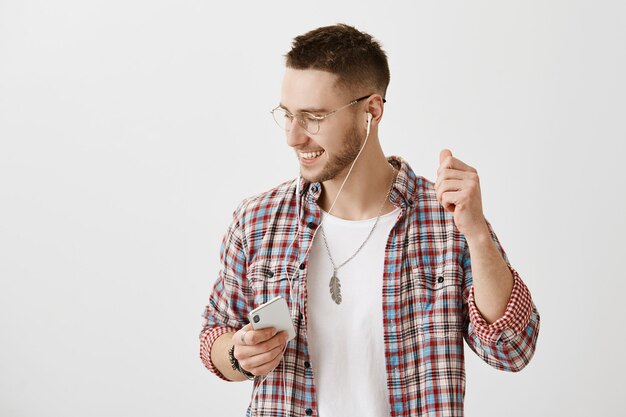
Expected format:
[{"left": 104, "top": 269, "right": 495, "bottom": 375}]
[{"left": 320, "top": 164, "right": 397, "bottom": 304}]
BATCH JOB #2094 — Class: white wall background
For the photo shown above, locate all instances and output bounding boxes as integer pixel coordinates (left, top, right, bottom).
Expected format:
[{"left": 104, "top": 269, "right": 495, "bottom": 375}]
[{"left": 1, "top": 1, "right": 625, "bottom": 416}]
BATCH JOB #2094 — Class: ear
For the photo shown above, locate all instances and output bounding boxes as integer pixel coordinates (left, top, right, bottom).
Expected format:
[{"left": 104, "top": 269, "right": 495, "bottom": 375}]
[{"left": 364, "top": 94, "right": 385, "bottom": 124}]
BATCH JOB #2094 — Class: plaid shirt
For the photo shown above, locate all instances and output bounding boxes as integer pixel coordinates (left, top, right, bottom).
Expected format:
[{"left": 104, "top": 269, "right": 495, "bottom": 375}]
[{"left": 200, "top": 155, "right": 540, "bottom": 417}]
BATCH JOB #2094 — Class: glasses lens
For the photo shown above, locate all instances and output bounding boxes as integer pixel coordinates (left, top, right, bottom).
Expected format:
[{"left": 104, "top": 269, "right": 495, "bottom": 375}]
[
  {"left": 302, "top": 114, "right": 319, "bottom": 134},
  {"left": 271, "top": 108, "right": 320, "bottom": 134},
  {"left": 272, "top": 108, "right": 291, "bottom": 131}
]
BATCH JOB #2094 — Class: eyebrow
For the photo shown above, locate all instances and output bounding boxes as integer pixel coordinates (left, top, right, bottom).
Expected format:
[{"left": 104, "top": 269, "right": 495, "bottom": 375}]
[{"left": 278, "top": 103, "right": 330, "bottom": 114}]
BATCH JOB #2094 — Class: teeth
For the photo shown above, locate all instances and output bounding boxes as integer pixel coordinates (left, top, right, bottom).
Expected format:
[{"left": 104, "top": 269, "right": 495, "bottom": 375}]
[{"left": 301, "top": 150, "right": 324, "bottom": 159}]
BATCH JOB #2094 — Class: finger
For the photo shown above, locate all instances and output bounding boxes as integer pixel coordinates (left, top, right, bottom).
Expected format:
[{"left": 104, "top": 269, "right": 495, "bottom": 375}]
[
  {"left": 246, "top": 347, "right": 286, "bottom": 376},
  {"left": 235, "top": 331, "right": 289, "bottom": 360},
  {"left": 232, "top": 323, "right": 251, "bottom": 346},
  {"left": 435, "top": 179, "right": 465, "bottom": 203},
  {"left": 437, "top": 159, "right": 476, "bottom": 176},
  {"left": 239, "top": 342, "right": 286, "bottom": 371},
  {"left": 437, "top": 153, "right": 477, "bottom": 175},
  {"left": 233, "top": 325, "right": 277, "bottom": 347},
  {"left": 435, "top": 170, "right": 477, "bottom": 189},
  {"left": 231, "top": 323, "right": 252, "bottom": 346},
  {"left": 440, "top": 190, "right": 460, "bottom": 212},
  {"left": 439, "top": 148, "right": 453, "bottom": 165},
  {"left": 246, "top": 327, "right": 279, "bottom": 345}
]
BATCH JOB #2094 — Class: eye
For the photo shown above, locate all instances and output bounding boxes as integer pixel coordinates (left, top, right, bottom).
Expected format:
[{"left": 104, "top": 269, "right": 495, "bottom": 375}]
[{"left": 303, "top": 113, "right": 321, "bottom": 122}]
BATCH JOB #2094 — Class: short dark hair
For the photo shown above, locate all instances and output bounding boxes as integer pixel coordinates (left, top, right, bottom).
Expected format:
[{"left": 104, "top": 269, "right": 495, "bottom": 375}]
[{"left": 284, "top": 23, "right": 390, "bottom": 100}]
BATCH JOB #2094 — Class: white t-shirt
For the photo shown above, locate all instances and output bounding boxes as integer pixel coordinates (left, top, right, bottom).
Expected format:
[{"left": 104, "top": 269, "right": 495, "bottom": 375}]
[{"left": 305, "top": 207, "right": 401, "bottom": 417}]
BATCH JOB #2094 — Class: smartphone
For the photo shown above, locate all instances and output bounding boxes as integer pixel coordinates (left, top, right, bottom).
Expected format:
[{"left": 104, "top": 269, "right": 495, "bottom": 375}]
[{"left": 247, "top": 296, "right": 296, "bottom": 342}]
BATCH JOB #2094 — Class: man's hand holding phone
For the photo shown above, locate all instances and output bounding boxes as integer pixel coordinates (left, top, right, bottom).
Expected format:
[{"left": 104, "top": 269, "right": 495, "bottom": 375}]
[{"left": 232, "top": 323, "right": 289, "bottom": 377}]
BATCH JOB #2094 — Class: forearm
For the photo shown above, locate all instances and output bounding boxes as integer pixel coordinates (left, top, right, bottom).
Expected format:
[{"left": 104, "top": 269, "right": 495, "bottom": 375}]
[
  {"left": 210, "top": 332, "right": 247, "bottom": 382},
  {"left": 465, "top": 224, "right": 514, "bottom": 324}
]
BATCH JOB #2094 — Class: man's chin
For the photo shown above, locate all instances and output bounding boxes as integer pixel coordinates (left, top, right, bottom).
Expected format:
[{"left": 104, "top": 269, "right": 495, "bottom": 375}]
[{"left": 299, "top": 167, "right": 333, "bottom": 184}]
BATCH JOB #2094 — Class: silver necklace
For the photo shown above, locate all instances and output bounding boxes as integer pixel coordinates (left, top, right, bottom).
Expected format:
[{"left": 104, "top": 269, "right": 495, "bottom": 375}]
[{"left": 320, "top": 165, "right": 397, "bottom": 305}]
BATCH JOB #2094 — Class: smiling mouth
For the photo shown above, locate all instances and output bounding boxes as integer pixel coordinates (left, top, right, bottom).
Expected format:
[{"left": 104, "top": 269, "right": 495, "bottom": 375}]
[{"left": 299, "top": 150, "right": 325, "bottom": 160}]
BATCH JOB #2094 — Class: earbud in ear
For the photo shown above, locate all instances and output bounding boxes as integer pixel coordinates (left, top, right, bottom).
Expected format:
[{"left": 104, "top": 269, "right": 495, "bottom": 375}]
[{"left": 367, "top": 112, "right": 372, "bottom": 124}]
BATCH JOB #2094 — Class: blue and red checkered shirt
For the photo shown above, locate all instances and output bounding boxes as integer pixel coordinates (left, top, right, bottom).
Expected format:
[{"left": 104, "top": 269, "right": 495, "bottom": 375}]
[{"left": 200, "top": 155, "right": 540, "bottom": 416}]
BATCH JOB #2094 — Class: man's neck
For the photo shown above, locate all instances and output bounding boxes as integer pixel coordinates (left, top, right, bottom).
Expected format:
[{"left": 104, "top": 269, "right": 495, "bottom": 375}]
[{"left": 317, "top": 147, "right": 396, "bottom": 221}]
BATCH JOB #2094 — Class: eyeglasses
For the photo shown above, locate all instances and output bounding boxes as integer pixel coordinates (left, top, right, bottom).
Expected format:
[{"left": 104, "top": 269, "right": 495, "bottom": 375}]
[{"left": 270, "top": 94, "right": 386, "bottom": 135}]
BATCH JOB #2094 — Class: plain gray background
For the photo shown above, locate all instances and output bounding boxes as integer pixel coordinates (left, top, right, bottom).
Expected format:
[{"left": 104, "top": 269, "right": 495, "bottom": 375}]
[{"left": 1, "top": 1, "right": 625, "bottom": 416}]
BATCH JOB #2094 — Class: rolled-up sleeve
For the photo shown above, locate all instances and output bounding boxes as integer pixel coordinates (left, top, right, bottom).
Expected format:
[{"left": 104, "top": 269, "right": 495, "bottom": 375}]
[
  {"left": 199, "top": 202, "right": 252, "bottom": 381},
  {"left": 467, "top": 266, "right": 533, "bottom": 344},
  {"left": 462, "top": 220, "right": 541, "bottom": 372}
]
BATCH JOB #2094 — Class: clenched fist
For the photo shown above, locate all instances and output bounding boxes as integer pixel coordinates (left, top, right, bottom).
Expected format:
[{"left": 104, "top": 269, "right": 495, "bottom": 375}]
[{"left": 434, "top": 149, "right": 489, "bottom": 239}]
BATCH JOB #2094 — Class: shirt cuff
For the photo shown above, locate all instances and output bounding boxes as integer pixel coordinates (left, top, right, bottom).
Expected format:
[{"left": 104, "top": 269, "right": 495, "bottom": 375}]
[
  {"left": 200, "top": 325, "right": 239, "bottom": 381},
  {"left": 468, "top": 266, "right": 534, "bottom": 345}
]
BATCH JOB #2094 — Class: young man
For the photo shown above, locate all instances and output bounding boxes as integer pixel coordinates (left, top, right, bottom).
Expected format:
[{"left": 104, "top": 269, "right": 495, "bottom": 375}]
[{"left": 200, "top": 24, "right": 540, "bottom": 416}]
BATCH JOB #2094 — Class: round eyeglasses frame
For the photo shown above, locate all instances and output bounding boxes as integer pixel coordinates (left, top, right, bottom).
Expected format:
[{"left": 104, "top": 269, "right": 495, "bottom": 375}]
[{"left": 270, "top": 94, "right": 386, "bottom": 135}]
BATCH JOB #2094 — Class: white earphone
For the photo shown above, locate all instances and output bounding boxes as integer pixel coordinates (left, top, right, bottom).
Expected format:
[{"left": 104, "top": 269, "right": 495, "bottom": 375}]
[{"left": 251, "top": 108, "right": 375, "bottom": 409}]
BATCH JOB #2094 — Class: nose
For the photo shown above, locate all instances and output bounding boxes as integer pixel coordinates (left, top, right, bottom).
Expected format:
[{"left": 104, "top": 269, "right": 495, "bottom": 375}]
[{"left": 285, "top": 118, "right": 310, "bottom": 148}]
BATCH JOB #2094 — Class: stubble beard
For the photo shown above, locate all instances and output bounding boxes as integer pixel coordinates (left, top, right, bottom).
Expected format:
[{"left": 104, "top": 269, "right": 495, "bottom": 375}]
[{"left": 301, "top": 122, "right": 364, "bottom": 184}]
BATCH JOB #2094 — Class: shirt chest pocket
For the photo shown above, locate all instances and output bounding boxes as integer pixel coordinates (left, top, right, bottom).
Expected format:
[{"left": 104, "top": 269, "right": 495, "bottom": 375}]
[
  {"left": 409, "top": 262, "right": 465, "bottom": 337},
  {"left": 248, "top": 259, "right": 298, "bottom": 308}
]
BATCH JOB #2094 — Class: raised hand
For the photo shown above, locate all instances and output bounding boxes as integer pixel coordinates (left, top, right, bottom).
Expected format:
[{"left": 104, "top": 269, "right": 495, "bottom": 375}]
[{"left": 434, "top": 149, "right": 489, "bottom": 239}]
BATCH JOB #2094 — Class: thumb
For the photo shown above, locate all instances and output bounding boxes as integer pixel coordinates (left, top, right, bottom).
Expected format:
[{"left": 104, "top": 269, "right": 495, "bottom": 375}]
[{"left": 439, "top": 149, "right": 453, "bottom": 165}]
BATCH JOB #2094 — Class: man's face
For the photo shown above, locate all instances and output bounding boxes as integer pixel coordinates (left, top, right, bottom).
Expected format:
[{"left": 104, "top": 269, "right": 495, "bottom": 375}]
[{"left": 280, "top": 68, "right": 365, "bottom": 183}]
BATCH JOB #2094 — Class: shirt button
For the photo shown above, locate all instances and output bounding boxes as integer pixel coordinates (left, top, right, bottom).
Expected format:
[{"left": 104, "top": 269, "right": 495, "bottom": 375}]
[
  {"left": 306, "top": 221, "right": 317, "bottom": 229},
  {"left": 437, "top": 276, "right": 444, "bottom": 283},
  {"left": 305, "top": 409, "right": 313, "bottom": 416},
  {"left": 299, "top": 263, "right": 306, "bottom": 270},
  {"left": 267, "top": 271, "right": 274, "bottom": 278},
  {"left": 304, "top": 361, "right": 311, "bottom": 369},
  {"left": 299, "top": 312, "right": 304, "bottom": 321},
  {"left": 310, "top": 184, "right": 319, "bottom": 193}
]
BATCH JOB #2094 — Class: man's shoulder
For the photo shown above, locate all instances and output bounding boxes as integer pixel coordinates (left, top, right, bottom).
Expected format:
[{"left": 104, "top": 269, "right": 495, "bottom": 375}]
[
  {"left": 391, "top": 156, "right": 451, "bottom": 221},
  {"left": 417, "top": 175, "right": 436, "bottom": 197},
  {"left": 232, "top": 178, "right": 298, "bottom": 221},
  {"left": 389, "top": 155, "right": 438, "bottom": 205}
]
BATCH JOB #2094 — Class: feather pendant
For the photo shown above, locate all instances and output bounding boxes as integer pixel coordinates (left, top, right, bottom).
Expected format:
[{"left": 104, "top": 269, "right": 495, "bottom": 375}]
[{"left": 329, "top": 273, "right": 342, "bottom": 304}]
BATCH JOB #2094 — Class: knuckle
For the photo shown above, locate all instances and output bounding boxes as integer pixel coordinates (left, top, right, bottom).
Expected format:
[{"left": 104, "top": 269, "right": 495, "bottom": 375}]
[
  {"left": 256, "top": 340, "right": 270, "bottom": 353},
  {"left": 272, "top": 356, "right": 283, "bottom": 368},
  {"left": 273, "top": 343, "right": 284, "bottom": 355},
  {"left": 269, "top": 355, "right": 282, "bottom": 368}
]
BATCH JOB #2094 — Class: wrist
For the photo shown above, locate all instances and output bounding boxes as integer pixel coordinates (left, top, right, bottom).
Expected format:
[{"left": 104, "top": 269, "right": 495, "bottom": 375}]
[{"left": 463, "top": 220, "right": 491, "bottom": 244}]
